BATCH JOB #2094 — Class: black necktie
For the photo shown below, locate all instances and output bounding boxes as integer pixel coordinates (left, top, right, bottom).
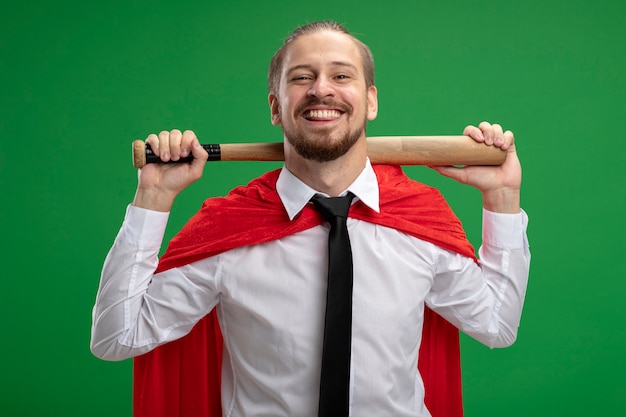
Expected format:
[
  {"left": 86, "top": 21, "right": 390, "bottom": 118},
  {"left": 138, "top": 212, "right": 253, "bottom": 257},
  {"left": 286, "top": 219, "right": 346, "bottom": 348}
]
[{"left": 310, "top": 192, "right": 355, "bottom": 417}]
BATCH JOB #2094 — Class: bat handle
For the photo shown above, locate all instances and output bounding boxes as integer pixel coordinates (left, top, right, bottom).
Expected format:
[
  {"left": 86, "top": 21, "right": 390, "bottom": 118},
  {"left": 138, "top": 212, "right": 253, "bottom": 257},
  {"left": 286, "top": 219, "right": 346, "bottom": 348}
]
[{"left": 132, "top": 140, "right": 221, "bottom": 168}]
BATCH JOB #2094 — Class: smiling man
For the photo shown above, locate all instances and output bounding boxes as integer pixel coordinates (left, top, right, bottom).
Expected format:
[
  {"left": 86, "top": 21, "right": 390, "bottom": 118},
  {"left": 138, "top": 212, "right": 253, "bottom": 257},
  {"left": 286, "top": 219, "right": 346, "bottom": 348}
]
[{"left": 91, "top": 21, "right": 530, "bottom": 417}]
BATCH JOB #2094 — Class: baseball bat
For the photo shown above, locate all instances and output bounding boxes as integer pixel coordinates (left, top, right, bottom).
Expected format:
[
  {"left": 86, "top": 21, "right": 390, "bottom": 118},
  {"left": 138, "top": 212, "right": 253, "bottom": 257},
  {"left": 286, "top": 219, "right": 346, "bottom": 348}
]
[{"left": 132, "top": 136, "right": 506, "bottom": 169}]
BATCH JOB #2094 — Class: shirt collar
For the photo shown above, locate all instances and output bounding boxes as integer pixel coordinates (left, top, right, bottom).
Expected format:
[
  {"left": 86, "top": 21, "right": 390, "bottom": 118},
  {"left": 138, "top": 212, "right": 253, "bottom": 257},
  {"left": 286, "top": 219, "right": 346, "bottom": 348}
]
[{"left": 276, "top": 159, "right": 381, "bottom": 220}]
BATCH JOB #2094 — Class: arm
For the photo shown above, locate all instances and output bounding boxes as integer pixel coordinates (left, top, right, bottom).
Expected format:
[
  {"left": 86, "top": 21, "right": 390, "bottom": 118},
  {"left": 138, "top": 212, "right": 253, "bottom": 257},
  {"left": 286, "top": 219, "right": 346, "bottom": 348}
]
[
  {"left": 426, "top": 209, "right": 530, "bottom": 348},
  {"left": 90, "top": 206, "right": 221, "bottom": 361},
  {"left": 90, "top": 129, "right": 212, "bottom": 360},
  {"left": 429, "top": 122, "right": 529, "bottom": 345}
]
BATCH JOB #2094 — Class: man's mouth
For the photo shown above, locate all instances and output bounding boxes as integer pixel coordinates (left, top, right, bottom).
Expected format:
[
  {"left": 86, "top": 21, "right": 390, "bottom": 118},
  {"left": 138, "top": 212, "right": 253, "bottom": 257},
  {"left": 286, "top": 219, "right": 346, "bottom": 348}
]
[{"left": 303, "top": 109, "right": 343, "bottom": 120}]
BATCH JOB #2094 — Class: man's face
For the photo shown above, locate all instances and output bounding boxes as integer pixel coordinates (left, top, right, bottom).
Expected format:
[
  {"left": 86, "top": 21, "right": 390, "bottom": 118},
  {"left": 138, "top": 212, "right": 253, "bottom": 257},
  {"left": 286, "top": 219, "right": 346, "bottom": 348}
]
[{"left": 269, "top": 30, "right": 378, "bottom": 162}]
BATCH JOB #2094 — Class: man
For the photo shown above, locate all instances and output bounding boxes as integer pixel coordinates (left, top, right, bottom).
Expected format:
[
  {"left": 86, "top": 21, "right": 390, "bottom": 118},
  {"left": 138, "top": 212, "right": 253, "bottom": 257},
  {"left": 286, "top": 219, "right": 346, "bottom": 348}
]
[{"left": 91, "top": 21, "right": 529, "bottom": 417}]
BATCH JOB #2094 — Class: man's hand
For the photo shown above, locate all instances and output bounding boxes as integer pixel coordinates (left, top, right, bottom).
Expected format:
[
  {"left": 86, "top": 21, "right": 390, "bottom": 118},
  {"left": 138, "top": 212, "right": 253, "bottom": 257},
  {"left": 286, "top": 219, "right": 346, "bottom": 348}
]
[
  {"left": 132, "top": 129, "right": 209, "bottom": 212},
  {"left": 431, "top": 121, "right": 521, "bottom": 213}
]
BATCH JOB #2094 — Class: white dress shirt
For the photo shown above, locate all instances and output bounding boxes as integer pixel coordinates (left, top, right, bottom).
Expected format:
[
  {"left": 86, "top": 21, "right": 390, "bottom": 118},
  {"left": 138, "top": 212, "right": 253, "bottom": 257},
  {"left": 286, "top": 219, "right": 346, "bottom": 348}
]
[{"left": 91, "top": 161, "right": 530, "bottom": 417}]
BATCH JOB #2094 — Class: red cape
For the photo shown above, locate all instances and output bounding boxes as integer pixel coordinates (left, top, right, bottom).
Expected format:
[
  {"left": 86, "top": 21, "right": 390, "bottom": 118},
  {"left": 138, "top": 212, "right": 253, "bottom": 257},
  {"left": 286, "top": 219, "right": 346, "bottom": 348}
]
[{"left": 134, "top": 165, "right": 476, "bottom": 417}]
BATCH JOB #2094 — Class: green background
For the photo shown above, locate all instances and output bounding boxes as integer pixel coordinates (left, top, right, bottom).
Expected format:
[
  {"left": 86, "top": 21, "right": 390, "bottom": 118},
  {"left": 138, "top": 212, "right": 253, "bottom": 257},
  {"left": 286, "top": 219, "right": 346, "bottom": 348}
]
[{"left": 2, "top": 0, "right": 624, "bottom": 415}]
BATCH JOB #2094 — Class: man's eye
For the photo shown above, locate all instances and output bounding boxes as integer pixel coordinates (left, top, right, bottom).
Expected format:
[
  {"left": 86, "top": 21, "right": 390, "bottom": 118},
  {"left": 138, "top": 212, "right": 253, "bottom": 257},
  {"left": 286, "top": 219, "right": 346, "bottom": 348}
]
[{"left": 335, "top": 74, "right": 350, "bottom": 80}]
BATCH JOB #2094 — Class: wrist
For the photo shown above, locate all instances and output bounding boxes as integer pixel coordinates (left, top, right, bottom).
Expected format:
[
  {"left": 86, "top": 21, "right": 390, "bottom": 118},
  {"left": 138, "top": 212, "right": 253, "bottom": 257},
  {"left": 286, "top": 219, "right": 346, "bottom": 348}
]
[
  {"left": 482, "top": 187, "right": 521, "bottom": 214},
  {"left": 132, "top": 187, "right": 177, "bottom": 212}
]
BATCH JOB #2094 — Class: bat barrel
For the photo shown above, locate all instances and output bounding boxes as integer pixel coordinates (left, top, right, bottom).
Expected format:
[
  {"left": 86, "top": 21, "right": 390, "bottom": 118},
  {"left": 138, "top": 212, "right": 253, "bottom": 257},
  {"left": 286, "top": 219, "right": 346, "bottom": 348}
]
[{"left": 366, "top": 136, "right": 506, "bottom": 166}]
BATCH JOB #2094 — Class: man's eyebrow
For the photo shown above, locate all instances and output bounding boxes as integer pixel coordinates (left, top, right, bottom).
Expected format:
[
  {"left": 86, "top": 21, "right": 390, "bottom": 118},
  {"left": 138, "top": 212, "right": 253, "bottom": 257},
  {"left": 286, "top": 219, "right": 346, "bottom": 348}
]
[
  {"left": 286, "top": 61, "right": 359, "bottom": 75},
  {"left": 329, "top": 61, "right": 359, "bottom": 71}
]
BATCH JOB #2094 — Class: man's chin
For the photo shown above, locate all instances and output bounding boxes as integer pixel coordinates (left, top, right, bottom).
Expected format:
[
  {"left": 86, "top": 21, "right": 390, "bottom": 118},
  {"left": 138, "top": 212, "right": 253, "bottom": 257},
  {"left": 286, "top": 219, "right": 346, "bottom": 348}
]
[
  {"left": 286, "top": 134, "right": 361, "bottom": 162},
  {"left": 297, "top": 147, "right": 351, "bottom": 163}
]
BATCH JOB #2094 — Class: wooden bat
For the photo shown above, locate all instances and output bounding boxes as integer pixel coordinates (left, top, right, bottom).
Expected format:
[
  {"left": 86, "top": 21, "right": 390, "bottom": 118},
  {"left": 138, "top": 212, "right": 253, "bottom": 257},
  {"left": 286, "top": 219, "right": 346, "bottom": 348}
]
[{"left": 132, "top": 136, "right": 506, "bottom": 169}]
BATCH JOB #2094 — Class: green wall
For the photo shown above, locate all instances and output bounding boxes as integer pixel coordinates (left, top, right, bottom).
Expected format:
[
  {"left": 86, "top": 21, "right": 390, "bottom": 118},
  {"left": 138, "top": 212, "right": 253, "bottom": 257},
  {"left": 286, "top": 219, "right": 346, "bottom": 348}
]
[{"left": 2, "top": 1, "right": 624, "bottom": 415}]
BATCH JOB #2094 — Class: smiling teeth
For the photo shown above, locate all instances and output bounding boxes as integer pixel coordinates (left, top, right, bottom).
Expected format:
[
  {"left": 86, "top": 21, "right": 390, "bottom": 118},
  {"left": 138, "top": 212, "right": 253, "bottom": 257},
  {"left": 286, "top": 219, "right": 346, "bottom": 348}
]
[{"left": 305, "top": 109, "right": 341, "bottom": 119}]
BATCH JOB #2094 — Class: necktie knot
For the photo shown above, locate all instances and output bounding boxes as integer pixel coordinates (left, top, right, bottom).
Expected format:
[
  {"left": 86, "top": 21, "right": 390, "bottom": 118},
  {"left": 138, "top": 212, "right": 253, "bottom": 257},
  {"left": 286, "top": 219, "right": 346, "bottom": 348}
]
[{"left": 310, "top": 192, "right": 354, "bottom": 222}]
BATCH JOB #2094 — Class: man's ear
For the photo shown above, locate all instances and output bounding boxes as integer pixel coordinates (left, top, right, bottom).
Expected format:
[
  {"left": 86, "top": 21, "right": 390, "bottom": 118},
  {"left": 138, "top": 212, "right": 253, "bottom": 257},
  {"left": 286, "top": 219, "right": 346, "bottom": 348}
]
[
  {"left": 268, "top": 93, "right": 281, "bottom": 126},
  {"left": 366, "top": 85, "right": 378, "bottom": 121}
]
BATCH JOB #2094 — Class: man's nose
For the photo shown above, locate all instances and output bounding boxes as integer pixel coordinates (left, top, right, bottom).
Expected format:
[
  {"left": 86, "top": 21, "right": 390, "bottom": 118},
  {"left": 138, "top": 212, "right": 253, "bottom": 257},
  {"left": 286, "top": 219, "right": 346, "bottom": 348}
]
[{"left": 308, "top": 75, "right": 335, "bottom": 98}]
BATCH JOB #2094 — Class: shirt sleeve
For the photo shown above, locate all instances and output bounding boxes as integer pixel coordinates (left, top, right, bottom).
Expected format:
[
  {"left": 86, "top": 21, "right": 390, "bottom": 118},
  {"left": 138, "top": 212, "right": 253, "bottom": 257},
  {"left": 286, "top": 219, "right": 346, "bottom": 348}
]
[
  {"left": 425, "top": 209, "right": 531, "bottom": 348},
  {"left": 90, "top": 205, "right": 221, "bottom": 361}
]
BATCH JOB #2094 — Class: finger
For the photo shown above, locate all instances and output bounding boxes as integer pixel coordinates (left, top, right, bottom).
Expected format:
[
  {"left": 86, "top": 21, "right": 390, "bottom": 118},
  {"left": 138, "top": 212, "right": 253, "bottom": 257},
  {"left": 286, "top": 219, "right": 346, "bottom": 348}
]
[
  {"left": 180, "top": 130, "right": 197, "bottom": 158},
  {"left": 478, "top": 121, "right": 492, "bottom": 130},
  {"left": 168, "top": 129, "right": 183, "bottom": 160},
  {"left": 146, "top": 133, "right": 160, "bottom": 156},
  {"left": 430, "top": 165, "right": 469, "bottom": 184},
  {"left": 463, "top": 125, "right": 485, "bottom": 142},
  {"left": 502, "top": 130, "right": 515, "bottom": 150},
  {"left": 492, "top": 123, "right": 504, "bottom": 147},
  {"left": 478, "top": 121, "right": 494, "bottom": 145},
  {"left": 158, "top": 130, "right": 171, "bottom": 162},
  {"left": 188, "top": 138, "right": 208, "bottom": 179}
]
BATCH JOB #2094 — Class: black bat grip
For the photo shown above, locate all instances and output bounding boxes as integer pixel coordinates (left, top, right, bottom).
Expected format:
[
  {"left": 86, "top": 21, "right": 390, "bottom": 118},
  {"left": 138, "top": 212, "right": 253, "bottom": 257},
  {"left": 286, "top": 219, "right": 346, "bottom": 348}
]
[{"left": 143, "top": 143, "right": 222, "bottom": 164}]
